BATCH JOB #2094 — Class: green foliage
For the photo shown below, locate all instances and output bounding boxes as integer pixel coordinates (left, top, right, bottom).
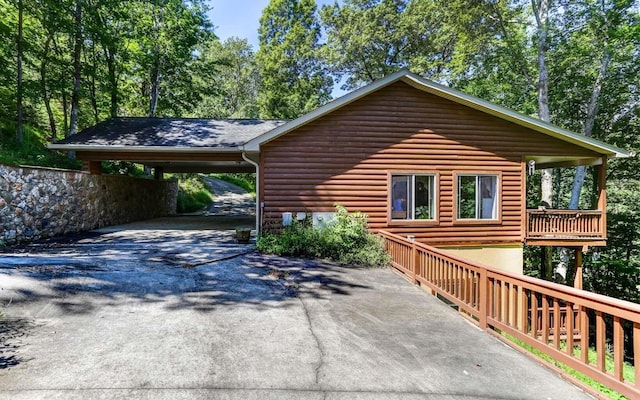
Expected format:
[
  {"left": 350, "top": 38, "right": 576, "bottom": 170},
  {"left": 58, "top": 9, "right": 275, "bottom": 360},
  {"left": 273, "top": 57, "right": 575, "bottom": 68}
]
[
  {"left": 584, "top": 259, "right": 640, "bottom": 304},
  {"left": 257, "top": 0, "right": 332, "bottom": 118},
  {"left": 211, "top": 173, "right": 256, "bottom": 194},
  {"left": 0, "top": 119, "right": 81, "bottom": 169},
  {"left": 257, "top": 205, "right": 391, "bottom": 267},
  {"left": 100, "top": 161, "right": 146, "bottom": 177},
  {"left": 175, "top": 174, "right": 213, "bottom": 213},
  {"left": 189, "top": 38, "right": 260, "bottom": 118}
]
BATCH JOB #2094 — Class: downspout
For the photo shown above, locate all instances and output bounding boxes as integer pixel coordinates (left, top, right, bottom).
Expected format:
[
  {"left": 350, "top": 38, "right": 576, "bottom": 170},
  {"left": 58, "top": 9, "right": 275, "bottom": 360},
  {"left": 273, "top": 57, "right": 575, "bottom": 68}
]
[{"left": 242, "top": 151, "right": 261, "bottom": 236}]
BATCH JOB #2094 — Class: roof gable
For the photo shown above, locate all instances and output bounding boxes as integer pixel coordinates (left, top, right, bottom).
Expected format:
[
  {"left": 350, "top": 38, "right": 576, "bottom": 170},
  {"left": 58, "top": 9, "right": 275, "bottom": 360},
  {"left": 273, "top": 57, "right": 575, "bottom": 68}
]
[{"left": 243, "top": 70, "right": 628, "bottom": 160}]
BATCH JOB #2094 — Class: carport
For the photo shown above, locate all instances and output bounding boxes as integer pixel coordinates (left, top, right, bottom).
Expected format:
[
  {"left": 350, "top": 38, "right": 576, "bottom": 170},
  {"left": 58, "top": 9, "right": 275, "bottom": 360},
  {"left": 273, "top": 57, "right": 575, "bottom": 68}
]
[{"left": 48, "top": 117, "right": 287, "bottom": 229}]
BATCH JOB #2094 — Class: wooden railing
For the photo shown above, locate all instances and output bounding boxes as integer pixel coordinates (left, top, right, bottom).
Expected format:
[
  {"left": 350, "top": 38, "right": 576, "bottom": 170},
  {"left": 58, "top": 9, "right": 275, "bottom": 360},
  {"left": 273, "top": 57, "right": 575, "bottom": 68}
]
[
  {"left": 527, "top": 209, "right": 604, "bottom": 238},
  {"left": 380, "top": 230, "right": 640, "bottom": 399}
]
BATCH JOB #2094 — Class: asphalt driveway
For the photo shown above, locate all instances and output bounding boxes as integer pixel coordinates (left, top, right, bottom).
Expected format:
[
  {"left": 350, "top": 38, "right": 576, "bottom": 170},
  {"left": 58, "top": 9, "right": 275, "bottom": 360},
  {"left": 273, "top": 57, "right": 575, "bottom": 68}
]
[{"left": 0, "top": 216, "right": 592, "bottom": 399}]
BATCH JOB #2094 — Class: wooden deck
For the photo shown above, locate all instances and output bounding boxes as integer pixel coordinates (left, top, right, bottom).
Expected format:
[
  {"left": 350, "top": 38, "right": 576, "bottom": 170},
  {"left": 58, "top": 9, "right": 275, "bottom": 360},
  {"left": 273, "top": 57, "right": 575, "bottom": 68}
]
[
  {"left": 525, "top": 209, "right": 606, "bottom": 247},
  {"left": 379, "top": 230, "right": 640, "bottom": 399}
]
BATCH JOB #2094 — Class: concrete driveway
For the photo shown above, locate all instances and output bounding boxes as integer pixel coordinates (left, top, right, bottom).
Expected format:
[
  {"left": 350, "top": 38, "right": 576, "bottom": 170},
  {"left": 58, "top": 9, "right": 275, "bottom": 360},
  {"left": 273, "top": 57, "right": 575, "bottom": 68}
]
[{"left": 0, "top": 216, "right": 592, "bottom": 399}]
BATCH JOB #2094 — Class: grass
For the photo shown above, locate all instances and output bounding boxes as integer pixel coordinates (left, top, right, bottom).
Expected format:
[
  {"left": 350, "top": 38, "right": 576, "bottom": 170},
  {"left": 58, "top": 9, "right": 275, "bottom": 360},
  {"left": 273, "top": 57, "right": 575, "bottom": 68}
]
[
  {"left": 0, "top": 119, "right": 81, "bottom": 170},
  {"left": 502, "top": 333, "right": 633, "bottom": 399},
  {"left": 172, "top": 174, "right": 214, "bottom": 213},
  {"left": 211, "top": 173, "right": 256, "bottom": 194}
]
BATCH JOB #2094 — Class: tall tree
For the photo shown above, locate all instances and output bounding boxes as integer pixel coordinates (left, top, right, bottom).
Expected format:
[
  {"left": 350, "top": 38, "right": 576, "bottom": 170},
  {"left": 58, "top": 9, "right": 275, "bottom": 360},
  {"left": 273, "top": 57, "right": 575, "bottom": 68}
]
[
  {"left": 130, "top": 0, "right": 212, "bottom": 118},
  {"left": 68, "top": 0, "right": 83, "bottom": 137},
  {"left": 531, "top": 0, "right": 556, "bottom": 280},
  {"left": 190, "top": 37, "right": 259, "bottom": 118},
  {"left": 257, "top": 0, "right": 332, "bottom": 119},
  {"left": 16, "top": 0, "right": 23, "bottom": 142}
]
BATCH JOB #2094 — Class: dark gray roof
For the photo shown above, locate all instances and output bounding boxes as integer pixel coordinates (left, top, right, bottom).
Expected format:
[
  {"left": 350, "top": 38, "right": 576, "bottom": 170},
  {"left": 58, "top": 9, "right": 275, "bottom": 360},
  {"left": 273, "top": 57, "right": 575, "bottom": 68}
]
[{"left": 54, "top": 117, "right": 288, "bottom": 149}]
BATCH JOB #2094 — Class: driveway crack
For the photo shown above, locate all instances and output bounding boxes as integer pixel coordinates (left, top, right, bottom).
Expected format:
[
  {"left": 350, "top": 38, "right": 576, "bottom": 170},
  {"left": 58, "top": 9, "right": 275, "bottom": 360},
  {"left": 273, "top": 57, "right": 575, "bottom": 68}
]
[{"left": 296, "top": 293, "right": 326, "bottom": 388}]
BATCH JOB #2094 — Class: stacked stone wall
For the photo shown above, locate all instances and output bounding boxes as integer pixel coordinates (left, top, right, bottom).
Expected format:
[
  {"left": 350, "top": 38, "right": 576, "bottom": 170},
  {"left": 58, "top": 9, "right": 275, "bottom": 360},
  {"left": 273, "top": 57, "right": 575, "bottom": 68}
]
[{"left": 0, "top": 164, "right": 178, "bottom": 245}]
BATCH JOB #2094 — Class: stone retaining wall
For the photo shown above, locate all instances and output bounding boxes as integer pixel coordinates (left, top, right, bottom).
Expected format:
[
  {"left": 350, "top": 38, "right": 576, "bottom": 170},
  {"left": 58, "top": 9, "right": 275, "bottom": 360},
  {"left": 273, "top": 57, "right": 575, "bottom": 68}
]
[{"left": 0, "top": 164, "right": 178, "bottom": 246}]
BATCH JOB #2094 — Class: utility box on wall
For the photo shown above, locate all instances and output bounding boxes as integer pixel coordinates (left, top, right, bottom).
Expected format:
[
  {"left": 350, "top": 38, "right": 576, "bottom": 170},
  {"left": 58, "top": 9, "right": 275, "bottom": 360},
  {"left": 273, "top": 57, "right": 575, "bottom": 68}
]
[{"left": 312, "top": 212, "right": 336, "bottom": 228}]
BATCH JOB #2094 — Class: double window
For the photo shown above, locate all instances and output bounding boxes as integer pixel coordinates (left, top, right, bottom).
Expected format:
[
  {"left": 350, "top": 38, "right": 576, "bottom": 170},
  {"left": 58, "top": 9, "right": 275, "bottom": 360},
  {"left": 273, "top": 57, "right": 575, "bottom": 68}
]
[
  {"left": 456, "top": 174, "right": 498, "bottom": 220},
  {"left": 390, "top": 174, "right": 436, "bottom": 221}
]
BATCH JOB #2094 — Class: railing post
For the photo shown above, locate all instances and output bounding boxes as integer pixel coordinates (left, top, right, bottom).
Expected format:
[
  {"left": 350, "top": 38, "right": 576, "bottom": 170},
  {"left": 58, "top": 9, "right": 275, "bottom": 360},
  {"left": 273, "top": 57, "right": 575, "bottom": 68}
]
[
  {"left": 478, "top": 267, "right": 488, "bottom": 329},
  {"left": 411, "top": 240, "right": 418, "bottom": 284}
]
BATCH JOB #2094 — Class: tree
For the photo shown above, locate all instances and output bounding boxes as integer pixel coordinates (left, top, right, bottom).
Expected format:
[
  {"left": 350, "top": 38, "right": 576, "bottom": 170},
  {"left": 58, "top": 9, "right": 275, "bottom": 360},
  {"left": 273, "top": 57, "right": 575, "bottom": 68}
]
[
  {"left": 257, "top": 0, "right": 332, "bottom": 119},
  {"left": 190, "top": 37, "right": 260, "bottom": 118},
  {"left": 68, "top": 0, "right": 83, "bottom": 137},
  {"left": 16, "top": 0, "right": 23, "bottom": 142},
  {"left": 320, "top": 0, "right": 511, "bottom": 90}
]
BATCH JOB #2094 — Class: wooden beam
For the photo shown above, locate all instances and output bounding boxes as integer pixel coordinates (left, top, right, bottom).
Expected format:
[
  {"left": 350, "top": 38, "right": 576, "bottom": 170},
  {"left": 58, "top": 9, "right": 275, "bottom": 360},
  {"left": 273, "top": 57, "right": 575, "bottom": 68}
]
[
  {"left": 154, "top": 167, "right": 164, "bottom": 180},
  {"left": 81, "top": 160, "right": 102, "bottom": 175},
  {"left": 597, "top": 157, "right": 607, "bottom": 239},
  {"left": 573, "top": 248, "right": 583, "bottom": 290},
  {"left": 76, "top": 150, "right": 245, "bottom": 162}
]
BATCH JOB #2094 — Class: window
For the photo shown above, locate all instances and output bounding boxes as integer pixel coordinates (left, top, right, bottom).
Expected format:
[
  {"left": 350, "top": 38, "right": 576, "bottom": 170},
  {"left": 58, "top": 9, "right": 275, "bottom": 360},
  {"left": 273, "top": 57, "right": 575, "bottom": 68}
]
[
  {"left": 457, "top": 174, "right": 498, "bottom": 220},
  {"left": 391, "top": 174, "right": 435, "bottom": 221}
]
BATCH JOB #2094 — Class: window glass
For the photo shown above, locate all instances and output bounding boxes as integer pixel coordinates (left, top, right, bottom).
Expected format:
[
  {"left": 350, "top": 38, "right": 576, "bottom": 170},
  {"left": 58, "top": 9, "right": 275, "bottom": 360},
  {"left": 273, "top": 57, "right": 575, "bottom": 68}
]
[
  {"left": 457, "top": 175, "right": 498, "bottom": 220},
  {"left": 391, "top": 175, "right": 409, "bottom": 219},
  {"left": 415, "top": 175, "right": 434, "bottom": 220},
  {"left": 391, "top": 174, "right": 435, "bottom": 221}
]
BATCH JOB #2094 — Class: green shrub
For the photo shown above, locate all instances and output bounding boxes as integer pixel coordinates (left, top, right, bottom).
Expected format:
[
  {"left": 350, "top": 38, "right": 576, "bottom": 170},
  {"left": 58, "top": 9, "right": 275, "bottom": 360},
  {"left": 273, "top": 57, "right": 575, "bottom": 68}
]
[
  {"left": 257, "top": 205, "right": 390, "bottom": 267},
  {"left": 175, "top": 174, "right": 213, "bottom": 213}
]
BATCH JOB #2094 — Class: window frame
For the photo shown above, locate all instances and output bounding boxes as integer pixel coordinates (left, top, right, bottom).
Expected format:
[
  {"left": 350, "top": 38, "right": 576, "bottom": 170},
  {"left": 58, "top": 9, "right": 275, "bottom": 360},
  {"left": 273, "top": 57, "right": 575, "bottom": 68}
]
[
  {"left": 387, "top": 171, "right": 439, "bottom": 226},
  {"left": 453, "top": 171, "right": 501, "bottom": 224}
]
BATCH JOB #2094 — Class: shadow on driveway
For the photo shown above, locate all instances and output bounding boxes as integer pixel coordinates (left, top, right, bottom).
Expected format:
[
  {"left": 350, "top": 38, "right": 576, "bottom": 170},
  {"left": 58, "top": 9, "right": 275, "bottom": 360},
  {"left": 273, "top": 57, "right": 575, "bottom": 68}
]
[{"left": 0, "top": 217, "right": 593, "bottom": 399}]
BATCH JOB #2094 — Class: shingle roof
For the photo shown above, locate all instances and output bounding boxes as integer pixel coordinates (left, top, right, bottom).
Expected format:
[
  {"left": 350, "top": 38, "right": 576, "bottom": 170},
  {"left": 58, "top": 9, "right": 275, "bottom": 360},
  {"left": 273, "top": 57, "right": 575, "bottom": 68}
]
[{"left": 53, "top": 117, "right": 287, "bottom": 149}]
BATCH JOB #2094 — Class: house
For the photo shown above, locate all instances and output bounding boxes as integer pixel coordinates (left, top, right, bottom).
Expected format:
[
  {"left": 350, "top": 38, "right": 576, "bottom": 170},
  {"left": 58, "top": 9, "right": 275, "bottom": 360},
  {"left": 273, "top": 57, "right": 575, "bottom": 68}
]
[{"left": 50, "top": 70, "right": 628, "bottom": 276}]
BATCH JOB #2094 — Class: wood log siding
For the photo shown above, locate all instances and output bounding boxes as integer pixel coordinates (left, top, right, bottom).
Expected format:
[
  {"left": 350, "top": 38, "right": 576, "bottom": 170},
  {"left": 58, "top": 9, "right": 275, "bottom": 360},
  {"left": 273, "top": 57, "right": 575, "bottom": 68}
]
[{"left": 260, "top": 81, "right": 601, "bottom": 245}]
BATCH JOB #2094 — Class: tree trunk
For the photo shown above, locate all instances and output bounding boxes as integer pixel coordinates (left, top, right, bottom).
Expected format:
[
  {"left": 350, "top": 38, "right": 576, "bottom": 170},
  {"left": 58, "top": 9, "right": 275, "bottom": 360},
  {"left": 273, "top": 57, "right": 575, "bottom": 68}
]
[
  {"left": 568, "top": 47, "right": 611, "bottom": 209},
  {"left": 85, "top": 44, "right": 99, "bottom": 124},
  {"left": 149, "top": 61, "right": 160, "bottom": 117},
  {"left": 40, "top": 33, "right": 58, "bottom": 142},
  {"left": 149, "top": 2, "right": 161, "bottom": 117},
  {"left": 532, "top": 0, "right": 554, "bottom": 280},
  {"left": 105, "top": 48, "right": 118, "bottom": 118},
  {"left": 68, "top": 0, "right": 83, "bottom": 138},
  {"left": 16, "top": 0, "right": 24, "bottom": 143}
]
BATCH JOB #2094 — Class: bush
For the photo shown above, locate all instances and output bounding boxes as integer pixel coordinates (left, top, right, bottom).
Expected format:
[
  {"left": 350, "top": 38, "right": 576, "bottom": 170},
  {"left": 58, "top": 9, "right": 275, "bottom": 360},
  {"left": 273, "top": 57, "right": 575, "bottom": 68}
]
[
  {"left": 257, "top": 205, "right": 390, "bottom": 267},
  {"left": 175, "top": 174, "right": 214, "bottom": 213}
]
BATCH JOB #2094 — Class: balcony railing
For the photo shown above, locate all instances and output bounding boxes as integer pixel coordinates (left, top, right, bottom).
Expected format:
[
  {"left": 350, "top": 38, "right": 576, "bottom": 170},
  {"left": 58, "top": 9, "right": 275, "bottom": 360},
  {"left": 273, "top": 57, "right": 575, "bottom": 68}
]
[
  {"left": 526, "top": 209, "right": 605, "bottom": 244},
  {"left": 379, "top": 230, "right": 640, "bottom": 399}
]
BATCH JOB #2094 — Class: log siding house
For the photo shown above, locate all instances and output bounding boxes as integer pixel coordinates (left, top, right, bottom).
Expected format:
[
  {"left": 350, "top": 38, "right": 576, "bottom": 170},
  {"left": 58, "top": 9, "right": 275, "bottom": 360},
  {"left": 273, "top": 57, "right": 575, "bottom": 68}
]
[{"left": 51, "top": 71, "right": 628, "bottom": 275}]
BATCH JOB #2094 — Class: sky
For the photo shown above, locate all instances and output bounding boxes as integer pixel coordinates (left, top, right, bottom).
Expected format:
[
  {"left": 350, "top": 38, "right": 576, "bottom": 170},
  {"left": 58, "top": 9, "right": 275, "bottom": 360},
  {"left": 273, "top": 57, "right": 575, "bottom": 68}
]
[
  {"left": 206, "top": 0, "right": 336, "bottom": 49},
  {"left": 206, "top": 0, "right": 346, "bottom": 97}
]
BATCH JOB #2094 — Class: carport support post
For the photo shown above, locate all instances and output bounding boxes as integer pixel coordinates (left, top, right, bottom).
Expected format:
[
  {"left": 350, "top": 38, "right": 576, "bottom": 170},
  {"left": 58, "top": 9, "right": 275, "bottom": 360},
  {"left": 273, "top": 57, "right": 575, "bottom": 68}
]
[
  {"left": 82, "top": 160, "right": 102, "bottom": 175},
  {"left": 154, "top": 167, "right": 164, "bottom": 180}
]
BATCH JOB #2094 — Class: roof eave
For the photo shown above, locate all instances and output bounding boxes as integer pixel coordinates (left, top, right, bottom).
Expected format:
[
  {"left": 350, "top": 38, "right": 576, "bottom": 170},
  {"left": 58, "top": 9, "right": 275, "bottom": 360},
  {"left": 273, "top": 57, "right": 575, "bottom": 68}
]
[{"left": 47, "top": 144, "right": 244, "bottom": 153}]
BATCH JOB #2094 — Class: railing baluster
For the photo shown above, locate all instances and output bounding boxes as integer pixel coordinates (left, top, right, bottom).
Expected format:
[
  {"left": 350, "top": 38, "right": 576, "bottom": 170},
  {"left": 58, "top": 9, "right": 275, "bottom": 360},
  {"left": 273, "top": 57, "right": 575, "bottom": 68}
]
[
  {"left": 566, "top": 301, "right": 575, "bottom": 357},
  {"left": 635, "top": 322, "right": 640, "bottom": 386},
  {"left": 541, "top": 295, "right": 549, "bottom": 344},
  {"left": 531, "top": 293, "right": 539, "bottom": 338},
  {"left": 613, "top": 316, "right": 624, "bottom": 381},
  {"left": 596, "top": 311, "right": 606, "bottom": 371},
  {"left": 580, "top": 307, "right": 589, "bottom": 364},
  {"left": 553, "top": 298, "right": 560, "bottom": 349}
]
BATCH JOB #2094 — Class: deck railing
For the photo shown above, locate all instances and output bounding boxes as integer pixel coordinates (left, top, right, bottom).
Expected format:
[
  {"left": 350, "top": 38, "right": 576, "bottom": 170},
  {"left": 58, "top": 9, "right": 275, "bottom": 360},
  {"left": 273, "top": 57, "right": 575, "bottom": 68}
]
[
  {"left": 527, "top": 209, "right": 604, "bottom": 238},
  {"left": 379, "top": 230, "right": 640, "bottom": 399}
]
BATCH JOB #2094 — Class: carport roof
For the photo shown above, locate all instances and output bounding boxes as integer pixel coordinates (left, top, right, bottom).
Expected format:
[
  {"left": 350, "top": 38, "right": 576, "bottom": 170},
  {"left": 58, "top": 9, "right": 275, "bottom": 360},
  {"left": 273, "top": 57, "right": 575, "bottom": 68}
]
[{"left": 49, "top": 117, "right": 287, "bottom": 151}]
